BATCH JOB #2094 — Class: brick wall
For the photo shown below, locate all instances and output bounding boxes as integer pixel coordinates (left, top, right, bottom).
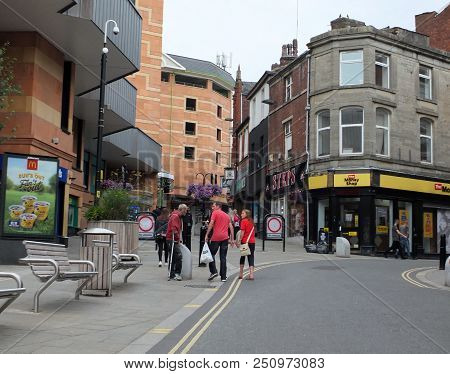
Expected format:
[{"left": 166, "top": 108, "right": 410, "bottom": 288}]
[{"left": 416, "top": 6, "right": 450, "bottom": 51}]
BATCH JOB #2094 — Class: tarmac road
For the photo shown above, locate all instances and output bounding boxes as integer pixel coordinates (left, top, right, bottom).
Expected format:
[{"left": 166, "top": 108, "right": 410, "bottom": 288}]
[{"left": 149, "top": 257, "right": 450, "bottom": 354}]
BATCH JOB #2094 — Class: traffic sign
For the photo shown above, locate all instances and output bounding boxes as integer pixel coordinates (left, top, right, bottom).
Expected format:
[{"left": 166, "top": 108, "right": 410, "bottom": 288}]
[
  {"left": 266, "top": 216, "right": 283, "bottom": 239},
  {"left": 138, "top": 213, "right": 155, "bottom": 239}
]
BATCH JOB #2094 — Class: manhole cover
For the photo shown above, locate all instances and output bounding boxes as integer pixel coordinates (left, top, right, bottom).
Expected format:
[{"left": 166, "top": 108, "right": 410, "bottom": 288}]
[
  {"left": 184, "top": 285, "right": 217, "bottom": 289},
  {"left": 312, "top": 265, "right": 341, "bottom": 271}
]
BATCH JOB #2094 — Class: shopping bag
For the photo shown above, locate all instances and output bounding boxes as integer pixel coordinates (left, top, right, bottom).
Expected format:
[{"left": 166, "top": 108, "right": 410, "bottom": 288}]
[{"left": 200, "top": 242, "right": 213, "bottom": 264}]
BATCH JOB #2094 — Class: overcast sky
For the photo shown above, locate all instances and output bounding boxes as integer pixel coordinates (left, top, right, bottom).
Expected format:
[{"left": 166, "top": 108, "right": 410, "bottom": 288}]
[{"left": 162, "top": 0, "right": 448, "bottom": 82}]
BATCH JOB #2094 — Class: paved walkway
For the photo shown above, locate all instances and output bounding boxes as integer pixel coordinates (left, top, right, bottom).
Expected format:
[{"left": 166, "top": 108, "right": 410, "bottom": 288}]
[{"left": 0, "top": 236, "right": 446, "bottom": 353}]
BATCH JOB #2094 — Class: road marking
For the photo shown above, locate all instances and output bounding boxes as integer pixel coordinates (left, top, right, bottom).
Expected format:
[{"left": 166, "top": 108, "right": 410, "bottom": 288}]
[
  {"left": 401, "top": 267, "right": 437, "bottom": 289},
  {"left": 169, "top": 259, "right": 306, "bottom": 354},
  {"left": 150, "top": 328, "right": 173, "bottom": 334},
  {"left": 184, "top": 304, "right": 201, "bottom": 308}
]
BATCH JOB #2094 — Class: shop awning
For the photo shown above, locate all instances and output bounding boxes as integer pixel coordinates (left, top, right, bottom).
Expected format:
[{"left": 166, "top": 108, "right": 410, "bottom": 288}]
[{"left": 102, "top": 127, "right": 161, "bottom": 174}]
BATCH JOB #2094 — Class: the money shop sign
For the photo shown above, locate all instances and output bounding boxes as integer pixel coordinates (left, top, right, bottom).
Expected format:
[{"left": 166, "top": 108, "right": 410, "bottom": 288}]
[{"left": 1, "top": 154, "right": 58, "bottom": 238}]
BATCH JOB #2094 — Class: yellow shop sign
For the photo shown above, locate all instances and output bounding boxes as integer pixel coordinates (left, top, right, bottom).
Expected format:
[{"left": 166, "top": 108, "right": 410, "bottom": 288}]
[
  {"left": 380, "top": 175, "right": 450, "bottom": 196},
  {"left": 334, "top": 173, "right": 371, "bottom": 188}
]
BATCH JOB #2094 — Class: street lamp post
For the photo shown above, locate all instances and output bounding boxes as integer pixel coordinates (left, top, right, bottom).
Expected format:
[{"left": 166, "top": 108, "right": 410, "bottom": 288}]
[
  {"left": 196, "top": 172, "right": 212, "bottom": 267},
  {"left": 94, "top": 19, "right": 120, "bottom": 203}
]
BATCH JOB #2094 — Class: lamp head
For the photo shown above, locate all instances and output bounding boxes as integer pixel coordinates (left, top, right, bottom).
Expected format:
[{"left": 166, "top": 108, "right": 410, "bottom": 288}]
[
  {"left": 113, "top": 26, "right": 120, "bottom": 35},
  {"left": 102, "top": 47, "right": 109, "bottom": 54}
]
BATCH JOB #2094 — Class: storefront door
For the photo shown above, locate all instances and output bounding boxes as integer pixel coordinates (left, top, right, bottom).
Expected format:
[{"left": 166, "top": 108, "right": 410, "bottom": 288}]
[
  {"left": 340, "top": 198, "right": 360, "bottom": 251},
  {"left": 375, "top": 199, "right": 392, "bottom": 253}
]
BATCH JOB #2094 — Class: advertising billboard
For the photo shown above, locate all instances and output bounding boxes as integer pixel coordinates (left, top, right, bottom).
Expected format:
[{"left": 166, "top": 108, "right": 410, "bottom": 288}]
[{"left": 1, "top": 154, "right": 58, "bottom": 239}]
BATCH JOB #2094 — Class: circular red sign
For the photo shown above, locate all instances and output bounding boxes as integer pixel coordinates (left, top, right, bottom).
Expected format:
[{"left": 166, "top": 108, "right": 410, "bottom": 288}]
[
  {"left": 138, "top": 215, "right": 154, "bottom": 232},
  {"left": 267, "top": 217, "right": 282, "bottom": 233}
]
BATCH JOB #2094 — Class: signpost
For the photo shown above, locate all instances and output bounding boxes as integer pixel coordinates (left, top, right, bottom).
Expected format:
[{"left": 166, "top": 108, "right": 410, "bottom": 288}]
[
  {"left": 137, "top": 212, "right": 155, "bottom": 240},
  {"left": 1, "top": 153, "right": 59, "bottom": 240},
  {"left": 262, "top": 214, "right": 286, "bottom": 252}
]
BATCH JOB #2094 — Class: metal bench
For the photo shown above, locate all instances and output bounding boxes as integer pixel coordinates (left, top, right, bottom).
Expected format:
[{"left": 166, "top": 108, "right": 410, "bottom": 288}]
[
  {"left": 0, "top": 272, "right": 26, "bottom": 314},
  {"left": 21, "top": 241, "right": 97, "bottom": 313},
  {"left": 92, "top": 240, "right": 142, "bottom": 283}
]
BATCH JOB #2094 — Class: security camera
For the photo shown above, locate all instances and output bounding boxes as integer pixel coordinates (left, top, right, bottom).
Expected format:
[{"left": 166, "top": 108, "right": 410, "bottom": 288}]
[{"left": 113, "top": 26, "right": 120, "bottom": 35}]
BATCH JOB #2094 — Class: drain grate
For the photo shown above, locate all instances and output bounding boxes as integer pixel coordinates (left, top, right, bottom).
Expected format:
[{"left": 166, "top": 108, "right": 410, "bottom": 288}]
[{"left": 184, "top": 284, "right": 217, "bottom": 289}]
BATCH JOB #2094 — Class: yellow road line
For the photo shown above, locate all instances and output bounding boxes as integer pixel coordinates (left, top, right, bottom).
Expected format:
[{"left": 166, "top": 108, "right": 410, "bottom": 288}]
[
  {"left": 184, "top": 304, "right": 202, "bottom": 308},
  {"left": 175, "top": 259, "right": 305, "bottom": 354},
  {"left": 401, "top": 267, "right": 436, "bottom": 289},
  {"left": 150, "top": 328, "right": 173, "bottom": 334}
]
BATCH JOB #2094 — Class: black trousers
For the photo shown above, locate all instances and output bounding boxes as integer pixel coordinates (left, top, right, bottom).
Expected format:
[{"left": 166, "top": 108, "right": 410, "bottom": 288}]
[
  {"left": 240, "top": 243, "right": 255, "bottom": 267},
  {"left": 208, "top": 240, "right": 228, "bottom": 280},
  {"left": 167, "top": 240, "right": 182, "bottom": 277},
  {"left": 182, "top": 233, "right": 192, "bottom": 251},
  {"left": 156, "top": 238, "right": 169, "bottom": 262},
  {"left": 385, "top": 240, "right": 402, "bottom": 257}
]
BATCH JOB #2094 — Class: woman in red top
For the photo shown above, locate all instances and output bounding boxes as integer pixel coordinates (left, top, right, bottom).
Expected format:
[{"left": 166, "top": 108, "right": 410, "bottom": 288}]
[{"left": 239, "top": 209, "right": 256, "bottom": 280}]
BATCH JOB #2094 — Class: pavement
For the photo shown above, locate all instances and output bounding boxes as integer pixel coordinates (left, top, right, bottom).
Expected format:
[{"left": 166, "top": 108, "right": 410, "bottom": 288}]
[{"left": 0, "top": 236, "right": 447, "bottom": 354}]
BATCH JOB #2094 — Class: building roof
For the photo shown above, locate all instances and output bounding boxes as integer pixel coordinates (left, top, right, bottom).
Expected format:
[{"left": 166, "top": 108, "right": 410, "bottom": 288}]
[
  {"left": 242, "top": 81, "right": 256, "bottom": 96},
  {"left": 166, "top": 54, "right": 235, "bottom": 89},
  {"left": 246, "top": 71, "right": 274, "bottom": 99}
]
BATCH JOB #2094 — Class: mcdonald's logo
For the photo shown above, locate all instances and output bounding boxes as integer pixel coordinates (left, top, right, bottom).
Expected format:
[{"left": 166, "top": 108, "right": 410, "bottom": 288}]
[{"left": 27, "top": 158, "right": 39, "bottom": 171}]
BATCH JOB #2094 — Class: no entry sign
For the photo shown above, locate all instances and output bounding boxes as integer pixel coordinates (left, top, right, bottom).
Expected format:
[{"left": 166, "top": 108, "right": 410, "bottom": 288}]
[{"left": 138, "top": 213, "right": 155, "bottom": 239}]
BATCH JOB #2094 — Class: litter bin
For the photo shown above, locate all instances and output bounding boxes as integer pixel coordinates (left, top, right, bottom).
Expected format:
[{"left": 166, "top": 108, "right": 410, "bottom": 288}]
[{"left": 79, "top": 228, "right": 115, "bottom": 296}]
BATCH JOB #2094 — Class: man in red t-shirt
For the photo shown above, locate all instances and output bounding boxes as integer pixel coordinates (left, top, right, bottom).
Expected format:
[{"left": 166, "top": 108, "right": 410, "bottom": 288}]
[{"left": 205, "top": 202, "right": 234, "bottom": 282}]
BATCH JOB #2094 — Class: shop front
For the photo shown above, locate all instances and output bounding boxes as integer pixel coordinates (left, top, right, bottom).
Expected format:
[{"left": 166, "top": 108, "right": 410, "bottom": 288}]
[
  {"left": 308, "top": 171, "right": 450, "bottom": 257},
  {"left": 266, "top": 163, "right": 306, "bottom": 238}
]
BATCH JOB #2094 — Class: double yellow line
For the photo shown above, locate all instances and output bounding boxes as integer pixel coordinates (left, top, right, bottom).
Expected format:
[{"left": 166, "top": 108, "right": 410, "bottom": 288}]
[
  {"left": 169, "top": 259, "right": 306, "bottom": 354},
  {"left": 401, "top": 267, "right": 437, "bottom": 289}
]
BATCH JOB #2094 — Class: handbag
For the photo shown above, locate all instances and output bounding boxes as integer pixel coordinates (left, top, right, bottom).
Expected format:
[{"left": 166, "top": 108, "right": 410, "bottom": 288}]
[{"left": 239, "top": 227, "right": 254, "bottom": 256}]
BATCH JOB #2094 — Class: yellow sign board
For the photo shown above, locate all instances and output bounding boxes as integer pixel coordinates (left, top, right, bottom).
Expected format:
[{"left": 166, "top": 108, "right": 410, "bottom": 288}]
[
  {"left": 308, "top": 175, "right": 328, "bottom": 190},
  {"left": 347, "top": 231, "right": 358, "bottom": 237},
  {"left": 423, "top": 212, "right": 433, "bottom": 238},
  {"left": 380, "top": 175, "right": 450, "bottom": 196},
  {"left": 376, "top": 226, "right": 388, "bottom": 234},
  {"left": 399, "top": 209, "right": 409, "bottom": 226},
  {"left": 334, "top": 174, "right": 371, "bottom": 187}
]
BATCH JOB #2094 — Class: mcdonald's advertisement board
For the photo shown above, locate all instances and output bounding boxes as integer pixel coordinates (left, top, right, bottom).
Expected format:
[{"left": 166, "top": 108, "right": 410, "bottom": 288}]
[{"left": 1, "top": 154, "right": 59, "bottom": 239}]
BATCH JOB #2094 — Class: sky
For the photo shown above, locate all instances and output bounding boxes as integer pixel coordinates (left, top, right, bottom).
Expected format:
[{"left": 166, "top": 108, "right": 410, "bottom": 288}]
[{"left": 162, "top": 0, "right": 448, "bottom": 82}]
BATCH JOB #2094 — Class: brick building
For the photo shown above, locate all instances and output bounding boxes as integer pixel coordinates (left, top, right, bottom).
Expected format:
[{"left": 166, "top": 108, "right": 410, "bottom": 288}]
[{"left": 415, "top": 4, "right": 450, "bottom": 51}]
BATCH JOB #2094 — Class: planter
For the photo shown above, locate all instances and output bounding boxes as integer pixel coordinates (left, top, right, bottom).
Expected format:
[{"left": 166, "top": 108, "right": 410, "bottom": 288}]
[{"left": 87, "top": 220, "right": 139, "bottom": 254}]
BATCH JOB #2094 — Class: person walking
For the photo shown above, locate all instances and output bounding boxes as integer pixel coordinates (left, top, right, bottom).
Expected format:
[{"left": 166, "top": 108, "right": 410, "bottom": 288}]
[
  {"left": 182, "top": 207, "right": 193, "bottom": 251},
  {"left": 155, "top": 208, "right": 170, "bottom": 267},
  {"left": 384, "top": 218, "right": 403, "bottom": 259},
  {"left": 232, "top": 209, "right": 241, "bottom": 240},
  {"left": 205, "top": 202, "right": 235, "bottom": 282},
  {"left": 238, "top": 209, "right": 256, "bottom": 280},
  {"left": 166, "top": 204, "right": 188, "bottom": 281},
  {"left": 399, "top": 221, "right": 411, "bottom": 258}
]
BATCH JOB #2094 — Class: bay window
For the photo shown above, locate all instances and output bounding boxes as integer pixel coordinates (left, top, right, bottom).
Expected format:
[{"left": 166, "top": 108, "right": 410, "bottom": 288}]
[{"left": 317, "top": 110, "right": 330, "bottom": 157}]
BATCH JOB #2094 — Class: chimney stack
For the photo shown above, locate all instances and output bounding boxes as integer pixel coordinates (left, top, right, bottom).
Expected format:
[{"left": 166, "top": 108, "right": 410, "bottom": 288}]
[
  {"left": 293, "top": 39, "right": 298, "bottom": 56},
  {"left": 282, "top": 44, "right": 288, "bottom": 57}
]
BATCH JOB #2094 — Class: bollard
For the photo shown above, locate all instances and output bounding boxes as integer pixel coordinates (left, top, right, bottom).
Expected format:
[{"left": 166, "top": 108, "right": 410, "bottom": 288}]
[
  {"left": 439, "top": 235, "right": 447, "bottom": 270},
  {"left": 198, "top": 221, "right": 207, "bottom": 267},
  {"left": 445, "top": 257, "right": 450, "bottom": 287}
]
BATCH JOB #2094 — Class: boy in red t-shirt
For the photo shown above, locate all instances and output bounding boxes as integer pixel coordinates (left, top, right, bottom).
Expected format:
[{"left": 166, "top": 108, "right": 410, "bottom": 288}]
[{"left": 205, "top": 202, "right": 235, "bottom": 282}]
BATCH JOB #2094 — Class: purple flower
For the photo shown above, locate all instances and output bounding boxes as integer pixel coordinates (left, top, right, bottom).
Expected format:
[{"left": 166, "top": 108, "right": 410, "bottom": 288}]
[{"left": 187, "top": 183, "right": 222, "bottom": 200}]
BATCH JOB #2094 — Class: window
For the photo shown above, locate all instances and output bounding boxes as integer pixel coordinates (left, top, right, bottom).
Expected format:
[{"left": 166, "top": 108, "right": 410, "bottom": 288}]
[
  {"left": 212, "top": 82, "right": 230, "bottom": 98},
  {"left": 72, "top": 117, "right": 83, "bottom": 169},
  {"left": 340, "top": 50, "right": 363, "bottom": 86},
  {"left": 217, "top": 105, "right": 222, "bottom": 118},
  {"left": 420, "top": 118, "right": 433, "bottom": 163},
  {"left": 216, "top": 128, "right": 222, "bottom": 142},
  {"left": 175, "top": 74, "right": 207, "bottom": 88},
  {"left": 340, "top": 107, "right": 363, "bottom": 155},
  {"left": 284, "top": 119, "right": 292, "bottom": 159},
  {"left": 161, "top": 72, "right": 170, "bottom": 82},
  {"left": 244, "top": 127, "right": 249, "bottom": 158},
  {"left": 376, "top": 108, "right": 390, "bottom": 156},
  {"left": 375, "top": 53, "right": 389, "bottom": 89},
  {"left": 186, "top": 98, "right": 196, "bottom": 111},
  {"left": 185, "top": 122, "right": 196, "bottom": 135},
  {"left": 419, "top": 65, "right": 432, "bottom": 100},
  {"left": 216, "top": 152, "right": 221, "bottom": 164},
  {"left": 261, "top": 87, "right": 265, "bottom": 114},
  {"left": 83, "top": 151, "right": 90, "bottom": 188},
  {"left": 317, "top": 110, "right": 330, "bottom": 157},
  {"left": 60, "top": 62, "right": 73, "bottom": 132},
  {"left": 285, "top": 75, "right": 292, "bottom": 102},
  {"left": 184, "top": 147, "right": 195, "bottom": 160}
]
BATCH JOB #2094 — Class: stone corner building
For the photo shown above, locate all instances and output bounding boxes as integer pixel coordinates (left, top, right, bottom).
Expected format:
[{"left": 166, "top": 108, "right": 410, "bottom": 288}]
[{"left": 306, "top": 16, "right": 450, "bottom": 257}]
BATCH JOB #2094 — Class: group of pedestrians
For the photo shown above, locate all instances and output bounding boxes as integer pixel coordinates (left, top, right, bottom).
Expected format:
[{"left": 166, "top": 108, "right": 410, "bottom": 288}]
[
  {"left": 384, "top": 218, "right": 412, "bottom": 259},
  {"left": 152, "top": 202, "right": 257, "bottom": 282}
]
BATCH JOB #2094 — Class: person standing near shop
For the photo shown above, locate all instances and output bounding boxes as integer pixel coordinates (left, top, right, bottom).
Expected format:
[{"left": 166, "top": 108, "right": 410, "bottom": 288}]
[
  {"left": 238, "top": 209, "right": 256, "bottom": 280},
  {"left": 166, "top": 204, "right": 188, "bottom": 280},
  {"left": 384, "top": 218, "right": 403, "bottom": 259},
  {"left": 182, "top": 207, "right": 193, "bottom": 251},
  {"left": 232, "top": 209, "right": 241, "bottom": 240},
  {"left": 206, "top": 202, "right": 235, "bottom": 282},
  {"left": 399, "top": 221, "right": 411, "bottom": 258},
  {"left": 155, "top": 208, "right": 170, "bottom": 267}
]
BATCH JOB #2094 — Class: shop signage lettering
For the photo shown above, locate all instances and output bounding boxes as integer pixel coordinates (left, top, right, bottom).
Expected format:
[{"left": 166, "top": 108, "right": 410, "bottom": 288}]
[
  {"left": 334, "top": 173, "right": 370, "bottom": 188},
  {"left": 272, "top": 168, "right": 296, "bottom": 192},
  {"left": 435, "top": 183, "right": 450, "bottom": 193},
  {"left": 344, "top": 174, "right": 359, "bottom": 186},
  {"left": 27, "top": 157, "right": 39, "bottom": 171},
  {"left": 266, "top": 163, "right": 306, "bottom": 196}
]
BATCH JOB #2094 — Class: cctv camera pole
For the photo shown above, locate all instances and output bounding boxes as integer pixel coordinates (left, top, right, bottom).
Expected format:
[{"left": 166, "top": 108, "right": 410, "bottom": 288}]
[{"left": 94, "top": 20, "right": 119, "bottom": 203}]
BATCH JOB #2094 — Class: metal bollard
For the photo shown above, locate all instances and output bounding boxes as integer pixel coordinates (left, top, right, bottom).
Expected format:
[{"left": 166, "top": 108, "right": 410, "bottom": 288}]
[
  {"left": 198, "top": 221, "right": 207, "bottom": 267},
  {"left": 439, "top": 235, "right": 447, "bottom": 270}
]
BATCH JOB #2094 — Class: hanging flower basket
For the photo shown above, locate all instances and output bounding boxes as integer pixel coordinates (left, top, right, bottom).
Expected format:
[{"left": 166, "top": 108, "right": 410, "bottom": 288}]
[{"left": 187, "top": 183, "right": 222, "bottom": 201}]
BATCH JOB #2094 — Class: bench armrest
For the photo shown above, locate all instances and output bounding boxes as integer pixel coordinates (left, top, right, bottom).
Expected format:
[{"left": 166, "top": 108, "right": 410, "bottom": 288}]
[
  {"left": 0, "top": 272, "right": 24, "bottom": 288},
  {"left": 117, "top": 253, "right": 141, "bottom": 262},
  {"left": 19, "top": 257, "right": 59, "bottom": 274},
  {"left": 68, "top": 260, "right": 96, "bottom": 272}
]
